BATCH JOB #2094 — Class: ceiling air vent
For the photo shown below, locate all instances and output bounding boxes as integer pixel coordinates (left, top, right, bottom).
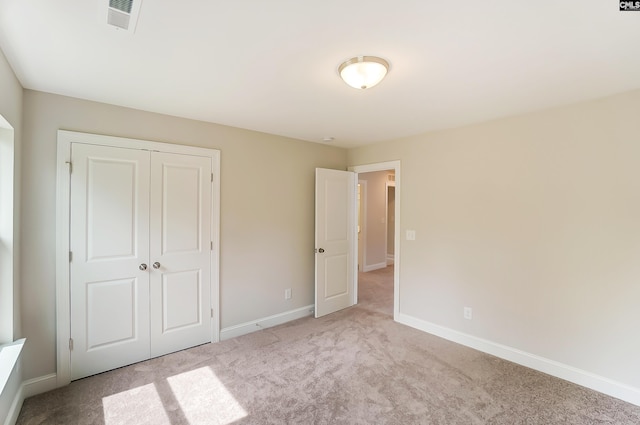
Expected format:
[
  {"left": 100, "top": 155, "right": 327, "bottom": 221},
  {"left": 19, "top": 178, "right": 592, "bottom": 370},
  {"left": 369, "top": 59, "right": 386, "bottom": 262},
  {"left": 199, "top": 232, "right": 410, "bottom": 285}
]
[{"left": 107, "top": 0, "right": 142, "bottom": 32}]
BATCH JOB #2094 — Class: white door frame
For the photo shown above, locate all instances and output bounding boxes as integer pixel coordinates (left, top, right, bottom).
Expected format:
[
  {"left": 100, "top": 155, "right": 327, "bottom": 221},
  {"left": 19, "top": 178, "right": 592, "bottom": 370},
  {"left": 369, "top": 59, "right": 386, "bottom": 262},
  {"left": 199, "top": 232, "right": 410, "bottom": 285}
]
[
  {"left": 386, "top": 180, "right": 395, "bottom": 266},
  {"left": 357, "top": 179, "right": 367, "bottom": 273},
  {"left": 55, "top": 130, "right": 221, "bottom": 387},
  {"left": 349, "top": 161, "right": 401, "bottom": 320}
]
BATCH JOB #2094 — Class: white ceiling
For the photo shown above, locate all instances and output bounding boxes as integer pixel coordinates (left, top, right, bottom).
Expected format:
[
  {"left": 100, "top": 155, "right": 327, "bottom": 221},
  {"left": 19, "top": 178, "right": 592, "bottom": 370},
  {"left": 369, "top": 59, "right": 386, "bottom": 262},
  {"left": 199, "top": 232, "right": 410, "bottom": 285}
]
[{"left": 1, "top": 1, "right": 639, "bottom": 148}]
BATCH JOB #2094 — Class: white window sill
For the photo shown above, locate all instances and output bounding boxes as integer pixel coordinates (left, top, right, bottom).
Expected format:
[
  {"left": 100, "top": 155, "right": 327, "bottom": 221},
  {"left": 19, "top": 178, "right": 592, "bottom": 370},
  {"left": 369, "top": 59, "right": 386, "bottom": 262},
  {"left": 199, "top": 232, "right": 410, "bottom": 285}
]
[{"left": 0, "top": 339, "right": 25, "bottom": 395}]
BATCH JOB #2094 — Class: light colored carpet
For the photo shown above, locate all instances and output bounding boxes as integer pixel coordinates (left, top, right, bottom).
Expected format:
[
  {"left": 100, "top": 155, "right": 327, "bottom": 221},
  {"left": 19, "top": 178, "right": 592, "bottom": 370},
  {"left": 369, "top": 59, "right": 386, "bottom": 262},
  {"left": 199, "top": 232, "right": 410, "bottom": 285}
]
[{"left": 17, "top": 266, "right": 640, "bottom": 424}]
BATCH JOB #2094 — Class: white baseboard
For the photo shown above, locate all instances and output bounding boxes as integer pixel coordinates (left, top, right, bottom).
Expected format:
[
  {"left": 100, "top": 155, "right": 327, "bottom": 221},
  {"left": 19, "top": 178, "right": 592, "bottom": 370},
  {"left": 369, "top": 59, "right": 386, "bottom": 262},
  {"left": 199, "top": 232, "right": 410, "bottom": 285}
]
[
  {"left": 1, "top": 340, "right": 24, "bottom": 425},
  {"left": 396, "top": 313, "right": 640, "bottom": 407},
  {"left": 386, "top": 254, "right": 394, "bottom": 265},
  {"left": 22, "top": 374, "right": 57, "bottom": 399},
  {"left": 220, "top": 305, "right": 314, "bottom": 340},
  {"left": 4, "top": 373, "right": 57, "bottom": 425},
  {"left": 363, "top": 262, "right": 387, "bottom": 272},
  {"left": 4, "top": 385, "right": 22, "bottom": 425}
]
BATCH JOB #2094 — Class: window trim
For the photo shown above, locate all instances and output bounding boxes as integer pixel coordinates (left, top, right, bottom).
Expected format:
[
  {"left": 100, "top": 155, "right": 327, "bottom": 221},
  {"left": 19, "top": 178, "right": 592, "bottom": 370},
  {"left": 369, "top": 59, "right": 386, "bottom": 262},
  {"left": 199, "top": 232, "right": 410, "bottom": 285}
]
[{"left": 0, "top": 117, "right": 15, "bottom": 345}]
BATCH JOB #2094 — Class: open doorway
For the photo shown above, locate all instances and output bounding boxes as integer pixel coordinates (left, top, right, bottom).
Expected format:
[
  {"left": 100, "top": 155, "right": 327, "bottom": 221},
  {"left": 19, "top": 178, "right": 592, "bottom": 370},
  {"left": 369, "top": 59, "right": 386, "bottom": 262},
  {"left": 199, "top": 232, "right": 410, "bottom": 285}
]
[
  {"left": 350, "top": 161, "right": 400, "bottom": 320},
  {"left": 358, "top": 170, "right": 394, "bottom": 272},
  {"left": 387, "top": 181, "right": 395, "bottom": 266}
]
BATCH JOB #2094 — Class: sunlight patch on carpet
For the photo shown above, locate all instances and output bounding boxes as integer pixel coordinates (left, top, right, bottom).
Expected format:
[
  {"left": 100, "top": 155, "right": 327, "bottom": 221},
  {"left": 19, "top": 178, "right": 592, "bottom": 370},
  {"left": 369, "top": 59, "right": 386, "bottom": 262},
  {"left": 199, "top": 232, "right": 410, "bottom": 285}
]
[
  {"left": 102, "top": 383, "right": 171, "bottom": 424},
  {"left": 167, "top": 366, "right": 248, "bottom": 424}
]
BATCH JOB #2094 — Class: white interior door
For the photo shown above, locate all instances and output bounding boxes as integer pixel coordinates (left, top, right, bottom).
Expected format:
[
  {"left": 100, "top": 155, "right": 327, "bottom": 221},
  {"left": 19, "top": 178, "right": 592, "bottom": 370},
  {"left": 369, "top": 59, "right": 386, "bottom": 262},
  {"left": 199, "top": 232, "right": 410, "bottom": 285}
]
[
  {"left": 315, "top": 168, "right": 356, "bottom": 317},
  {"left": 149, "top": 152, "right": 212, "bottom": 357},
  {"left": 70, "top": 143, "right": 151, "bottom": 379}
]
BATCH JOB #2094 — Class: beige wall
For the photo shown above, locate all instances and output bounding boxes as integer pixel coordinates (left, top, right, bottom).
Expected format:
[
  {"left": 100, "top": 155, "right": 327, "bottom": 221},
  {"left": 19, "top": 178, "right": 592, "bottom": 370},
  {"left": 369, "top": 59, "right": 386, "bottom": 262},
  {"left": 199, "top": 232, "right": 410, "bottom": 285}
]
[
  {"left": 20, "top": 90, "right": 347, "bottom": 380},
  {"left": 348, "top": 89, "right": 640, "bottom": 390},
  {"left": 0, "top": 46, "right": 21, "bottom": 138}
]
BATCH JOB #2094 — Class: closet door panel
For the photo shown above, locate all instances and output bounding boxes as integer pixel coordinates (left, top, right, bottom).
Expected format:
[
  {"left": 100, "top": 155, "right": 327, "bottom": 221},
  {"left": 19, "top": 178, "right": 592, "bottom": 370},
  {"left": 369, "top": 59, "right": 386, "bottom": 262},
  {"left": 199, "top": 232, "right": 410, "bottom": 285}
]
[
  {"left": 69, "top": 143, "right": 151, "bottom": 380},
  {"left": 149, "top": 152, "right": 212, "bottom": 357}
]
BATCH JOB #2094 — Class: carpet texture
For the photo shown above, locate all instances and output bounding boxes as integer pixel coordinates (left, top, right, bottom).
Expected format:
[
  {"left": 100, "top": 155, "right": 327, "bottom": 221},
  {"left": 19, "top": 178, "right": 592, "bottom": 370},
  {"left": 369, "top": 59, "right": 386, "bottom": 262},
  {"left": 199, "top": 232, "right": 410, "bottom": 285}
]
[{"left": 17, "top": 266, "right": 640, "bottom": 424}]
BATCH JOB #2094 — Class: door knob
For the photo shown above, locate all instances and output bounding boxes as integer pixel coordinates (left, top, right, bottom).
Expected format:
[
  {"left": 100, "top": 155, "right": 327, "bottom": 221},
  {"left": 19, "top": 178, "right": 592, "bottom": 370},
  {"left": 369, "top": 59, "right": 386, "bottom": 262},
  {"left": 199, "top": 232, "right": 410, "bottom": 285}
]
[
  {"left": 139, "top": 263, "right": 148, "bottom": 271},
  {"left": 153, "top": 262, "right": 161, "bottom": 269},
  {"left": 317, "top": 248, "right": 325, "bottom": 253}
]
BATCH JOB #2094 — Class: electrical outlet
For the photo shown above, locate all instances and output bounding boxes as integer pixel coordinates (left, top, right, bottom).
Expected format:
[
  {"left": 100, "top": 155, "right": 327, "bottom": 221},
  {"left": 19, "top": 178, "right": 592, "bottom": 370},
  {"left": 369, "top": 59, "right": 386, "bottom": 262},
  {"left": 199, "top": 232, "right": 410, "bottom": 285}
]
[
  {"left": 285, "top": 288, "right": 292, "bottom": 300},
  {"left": 464, "top": 307, "right": 472, "bottom": 320},
  {"left": 406, "top": 230, "right": 416, "bottom": 240}
]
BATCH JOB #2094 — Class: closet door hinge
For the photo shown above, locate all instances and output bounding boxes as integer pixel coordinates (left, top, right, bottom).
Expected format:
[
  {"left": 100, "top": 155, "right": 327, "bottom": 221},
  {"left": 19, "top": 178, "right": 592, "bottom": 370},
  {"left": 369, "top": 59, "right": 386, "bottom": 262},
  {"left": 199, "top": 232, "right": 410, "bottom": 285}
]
[
  {"left": 210, "top": 241, "right": 213, "bottom": 251},
  {"left": 211, "top": 308, "right": 214, "bottom": 318},
  {"left": 66, "top": 161, "right": 72, "bottom": 173},
  {"left": 69, "top": 338, "right": 74, "bottom": 351},
  {"left": 69, "top": 251, "right": 73, "bottom": 262},
  {"left": 211, "top": 173, "right": 213, "bottom": 182}
]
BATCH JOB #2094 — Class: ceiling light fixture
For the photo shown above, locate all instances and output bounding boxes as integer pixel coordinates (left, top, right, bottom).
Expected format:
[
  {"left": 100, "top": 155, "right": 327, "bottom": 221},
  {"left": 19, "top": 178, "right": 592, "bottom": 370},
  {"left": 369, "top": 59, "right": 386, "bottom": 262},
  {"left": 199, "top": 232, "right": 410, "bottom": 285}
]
[{"left": 338, "top": 56, "right": 389, "bottom": 90}]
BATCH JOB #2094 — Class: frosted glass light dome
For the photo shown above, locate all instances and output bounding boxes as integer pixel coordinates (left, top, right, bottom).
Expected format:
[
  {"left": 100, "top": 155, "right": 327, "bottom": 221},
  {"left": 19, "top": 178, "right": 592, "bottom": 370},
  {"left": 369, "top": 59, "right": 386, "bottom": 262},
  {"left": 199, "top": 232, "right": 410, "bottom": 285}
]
[{"left": 338, "top": 56, "right": 389, "bottom": 90}]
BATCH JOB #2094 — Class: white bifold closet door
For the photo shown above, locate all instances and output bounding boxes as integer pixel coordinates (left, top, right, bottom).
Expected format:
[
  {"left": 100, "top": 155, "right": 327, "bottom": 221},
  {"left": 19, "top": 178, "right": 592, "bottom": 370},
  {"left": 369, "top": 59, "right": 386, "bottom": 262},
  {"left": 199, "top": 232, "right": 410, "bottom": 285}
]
[{"left": 70, "top": 143, "right": 211, "bottom": 380}]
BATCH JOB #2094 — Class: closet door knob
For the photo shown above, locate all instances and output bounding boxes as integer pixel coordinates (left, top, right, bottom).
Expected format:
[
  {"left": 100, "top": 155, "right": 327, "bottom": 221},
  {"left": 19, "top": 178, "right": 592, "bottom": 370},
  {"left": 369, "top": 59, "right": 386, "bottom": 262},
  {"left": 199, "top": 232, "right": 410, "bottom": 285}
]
[
  {"left": 139, "top": 263, "right": 148, "bottom": 271},
  {"left": 153, "top": 262, "right": 161, "bottom": 269}
]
